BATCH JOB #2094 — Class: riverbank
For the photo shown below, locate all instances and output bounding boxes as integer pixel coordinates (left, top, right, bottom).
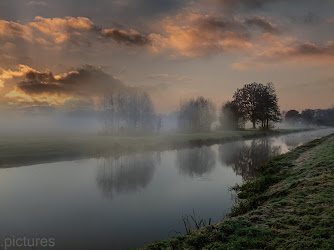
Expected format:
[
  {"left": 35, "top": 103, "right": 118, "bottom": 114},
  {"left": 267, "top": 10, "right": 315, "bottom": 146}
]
[
  {"left": 143, "top": 133, "right": 334, "bottom": 249},
  {"left": 0, "top": 128, "right": 313, "bottom": 168}
]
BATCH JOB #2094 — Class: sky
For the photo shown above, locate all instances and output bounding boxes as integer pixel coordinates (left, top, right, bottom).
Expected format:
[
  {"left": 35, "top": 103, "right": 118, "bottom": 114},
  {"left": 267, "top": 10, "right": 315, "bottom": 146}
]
[{"left": 0, "top": 0, "right": 334, "bottom": 113}]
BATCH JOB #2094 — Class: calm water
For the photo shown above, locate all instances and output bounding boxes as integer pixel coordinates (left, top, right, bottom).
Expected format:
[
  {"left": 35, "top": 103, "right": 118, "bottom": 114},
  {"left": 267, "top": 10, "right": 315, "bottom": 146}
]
[{"left": 0, "top": 129, "right": 333, "bottom": 249}]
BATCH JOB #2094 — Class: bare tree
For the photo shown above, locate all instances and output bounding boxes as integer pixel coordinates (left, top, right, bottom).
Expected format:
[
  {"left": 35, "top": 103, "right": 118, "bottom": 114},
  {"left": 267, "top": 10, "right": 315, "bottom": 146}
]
[
  {"left": 178, "top": 96, "right": 216, "bottom": 132},
  {"left": 102, "top": 89, "right": 159, "bottom": 134}
]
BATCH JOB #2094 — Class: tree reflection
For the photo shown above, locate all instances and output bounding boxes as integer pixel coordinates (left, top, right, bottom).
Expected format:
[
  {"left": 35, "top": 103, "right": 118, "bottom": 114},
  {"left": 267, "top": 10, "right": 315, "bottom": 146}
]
[
  {"left": 96, "top": 153, "right": 159, "bottom": 198},
  {"left": 176, "top": 146, "right": 216, "bottom": 177},
  {"left": 219, "top": 138, "right": 282, "bottom": 180}
]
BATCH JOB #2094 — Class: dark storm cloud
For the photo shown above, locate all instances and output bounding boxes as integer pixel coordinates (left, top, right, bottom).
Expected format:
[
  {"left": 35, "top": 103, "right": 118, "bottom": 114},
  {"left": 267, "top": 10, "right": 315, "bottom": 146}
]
[{"left": 17, "top": 65, "right": 124, "bottom": 96}]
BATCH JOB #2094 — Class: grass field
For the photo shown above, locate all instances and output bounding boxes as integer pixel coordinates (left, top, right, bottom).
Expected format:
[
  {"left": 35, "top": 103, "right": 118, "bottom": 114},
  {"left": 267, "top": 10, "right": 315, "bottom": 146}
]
[
  {"left": 0, "top": 129, "right": 310, "bottom": 168},
  {"left": 143, "top": 133, "right": 334, "bottom": 249}
]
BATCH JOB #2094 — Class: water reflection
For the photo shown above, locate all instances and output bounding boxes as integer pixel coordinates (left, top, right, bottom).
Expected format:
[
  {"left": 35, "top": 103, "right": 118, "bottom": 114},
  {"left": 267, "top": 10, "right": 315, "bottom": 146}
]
[
  {"left": 96, "top": 153, "right": 159, "bottom": 198},
  {"left": 1, "top": 129, "right": 334, "bottom": 249},
  {"left": 284, "top": 134, "right": 306, "bottom": 148},
  {"left": 219, "top": 138, "right": 282, "bottom": 180},
  {"left": 176, "top": 146, "right": 216, "bottom": 177}
]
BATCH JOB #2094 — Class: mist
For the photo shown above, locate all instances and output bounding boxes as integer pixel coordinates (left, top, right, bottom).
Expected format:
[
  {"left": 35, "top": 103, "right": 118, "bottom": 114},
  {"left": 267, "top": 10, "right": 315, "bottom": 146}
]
[{"left": 0, "top": 111, "right": 102, "bottom": 137}]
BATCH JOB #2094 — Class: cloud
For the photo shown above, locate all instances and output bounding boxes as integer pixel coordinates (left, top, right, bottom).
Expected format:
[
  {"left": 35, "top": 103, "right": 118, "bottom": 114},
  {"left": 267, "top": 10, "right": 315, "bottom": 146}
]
[
  {"left": 212, "top": 0, "right": 288, "bottom": 11},
  {"left": 17, "top": 65, "right": 124, "bottom": 96},
  {"left": 29, "top": 16, "right": 94, "bottom": 44},
  {"left": 232, "top": 34, "right": 334, "bottom": 70},
  {"left": 28, "top": 1, "right": 48, "bottom": 6},
  {"left": 0, "top": 65, "right": 36, "bottom": 81},
  {"left": 0, "top": 16, "right": 151, "bottom": 47},
  {"left": 1, "top": 14, "right": 279, "bottom": 57},
  {"left": 1, "top": 11, "right": 333, "bottom": 68},
  {"left": 291, "top": 41, "right": 334, "bottom": 56},
  {"left": 217, "top": 0, "right": 272, "bottom": 9},
  {"left": 288, "top": 12, "right": 322, "bottom": 25},
  {"left": 258, "top": 36, "right": 334, "bottom": 62},
  {"left": 150, "top": 13, "right": 263, "bottom": 57},
  {"left": 0, "top": 16, "right": 95, "bottom": 45},
  {"left": 245, "top": 17, "right": 279, "bottom": 33},
  {"left": 271, "top": 41, "right": 334, "bottom": 65},
  {"left": 0, "top": 20, "right": 34, "bottom": 41},
  {"left": 1, "top": 65, "right": 125, "bottom": 106},
  {"left": 102, "top": 29, "right": 150, "bottom": 46}
]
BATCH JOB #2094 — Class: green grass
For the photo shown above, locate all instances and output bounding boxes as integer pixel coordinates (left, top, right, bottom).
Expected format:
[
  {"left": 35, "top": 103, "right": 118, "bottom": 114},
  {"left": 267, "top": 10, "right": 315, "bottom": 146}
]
[
  {"left": 0, "top": 128, "right": 310, "bottom": 168},
  {"left": 142, "top": 133, "right": 334, "bottom": 249}
]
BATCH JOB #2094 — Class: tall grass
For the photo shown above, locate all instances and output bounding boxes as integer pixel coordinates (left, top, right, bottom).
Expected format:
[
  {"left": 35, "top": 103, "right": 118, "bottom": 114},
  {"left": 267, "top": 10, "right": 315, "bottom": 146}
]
[{"left": 182, "top": 209, "right": 212, "bottom": 234}]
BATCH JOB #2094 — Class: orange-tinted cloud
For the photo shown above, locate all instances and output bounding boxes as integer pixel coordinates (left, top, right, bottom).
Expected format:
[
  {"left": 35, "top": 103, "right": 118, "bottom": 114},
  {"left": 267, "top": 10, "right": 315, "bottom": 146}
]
[
  {"left": 0, "top": 65, "right": 37, "bottom": 82},
  {"left": 150, "top": 13, "right": 257, "bottom": 57},
  {"left": 16, "top": 65, "right": 124, "bottom": 96},
  {"left": 0, "top": 20, "right": 33, "bottom": 41},
  {"left": 0, "top": 65, "right": 125, "bottom": 107},
  {"left": 1, "top": 13, "right": 333, "bottom": 69},
  {"left": 29, "top": 16, "right": 94, "bottom": 44},
  {"left": 0, "top": 14, "right": 277, "bottom": 58},
  {"left": 233, "top": 33, "right": 334, "bottom": 70},
  {"left": 0, "top": 16, "right": 150, "bottom": 47}
]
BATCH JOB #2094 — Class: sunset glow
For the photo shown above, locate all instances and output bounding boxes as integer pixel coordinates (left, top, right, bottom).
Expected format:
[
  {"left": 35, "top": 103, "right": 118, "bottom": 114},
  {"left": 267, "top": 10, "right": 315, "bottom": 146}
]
[{"left": 0, "top": 0, "right": 333, "bottom": 112}]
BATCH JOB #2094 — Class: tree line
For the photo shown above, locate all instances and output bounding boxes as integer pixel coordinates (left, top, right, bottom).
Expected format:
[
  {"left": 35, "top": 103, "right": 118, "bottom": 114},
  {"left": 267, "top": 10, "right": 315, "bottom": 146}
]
[
  {"left": 178, "top": 82, "right": 281, "bottom": 132},
  {"left": 101, "top": 82, "right": 282, "bottom": 134},
  {"left": 284, "top": 108, "right": 334, "bottom": 126},
  {"left": 102, "top": 89, "right": 161, "bottom": 134}
]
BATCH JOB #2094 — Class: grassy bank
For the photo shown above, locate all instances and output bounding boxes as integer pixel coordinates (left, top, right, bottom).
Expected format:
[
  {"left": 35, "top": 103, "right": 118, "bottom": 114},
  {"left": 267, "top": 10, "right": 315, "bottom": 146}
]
[
  {"left": 0, "top": 129, "right": 311, "bottom": 168},
  {"left": 143, "top": 133, "right": 334, "bottom": 249}
]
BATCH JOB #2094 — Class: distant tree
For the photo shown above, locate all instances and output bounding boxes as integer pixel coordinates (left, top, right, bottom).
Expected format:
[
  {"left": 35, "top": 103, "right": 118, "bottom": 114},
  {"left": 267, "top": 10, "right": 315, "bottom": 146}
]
[
  {"left": 233, "top": 82, "right": 260, "bottom": 129},
  {"left": 102, "top": 90, "right": 158, "bottom": 134},
  {"left": 178, "top": 96, "right": 216, "bottom": 132},
  {"left": 220, "top": 100, "right": 245, "bottom": 130},
  {"left": 300, "top": 109, "right": 315, "bottom": 124},
  {"left": 327, "top": 108, "right": 334, "bottom": 126},
  {"left": 256, "top": 83, "right": 281, "bottom": 129},
  {"left": 285, "top": 110, "right": 299, "bottom": 120},
  {"left": 285, "top": 110, "right": 300, "bottom": 125},
  {"left": 156, "top": 115, "right": 162, "bottom": 133},
  {"left": 284, "top": 108, "right": 334, "bottom": 126},
  {"left": 232, "top": 82, "right": 280, "bottom": 129}
]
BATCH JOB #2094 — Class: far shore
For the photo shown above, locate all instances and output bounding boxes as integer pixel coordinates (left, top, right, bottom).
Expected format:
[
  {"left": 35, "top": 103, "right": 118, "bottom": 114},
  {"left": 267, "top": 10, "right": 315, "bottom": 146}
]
[{"left": 0, "top": 128, "right": 317, "bottom": 168}]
